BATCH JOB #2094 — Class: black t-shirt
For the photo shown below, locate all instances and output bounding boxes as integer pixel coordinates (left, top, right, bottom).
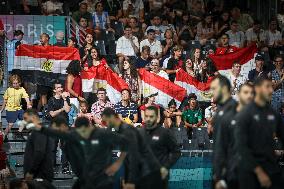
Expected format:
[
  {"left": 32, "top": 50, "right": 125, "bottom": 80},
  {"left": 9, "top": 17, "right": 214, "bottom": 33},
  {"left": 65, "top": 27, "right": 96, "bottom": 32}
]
[
  {"left": 136, "top": 57, "right": 151, "bottom": 69},
  {"left": 47, "top": 96, "right": 70, "bottom": 121},
  {"left": 161, "top": 40, "right": 174, "bottom": 56},
  {"left": 102, "top": 0, "right": 122, "bottom": 17},
  {"left": 167, "top": 58, "right": 183, "bottom": 82}
]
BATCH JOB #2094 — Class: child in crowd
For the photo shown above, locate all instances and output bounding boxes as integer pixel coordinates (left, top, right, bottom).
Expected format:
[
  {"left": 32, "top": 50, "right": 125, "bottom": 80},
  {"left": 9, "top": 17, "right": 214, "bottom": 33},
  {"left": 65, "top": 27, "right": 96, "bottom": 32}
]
[
  {"left": 0, "top": 75, "right": 31, "bottom": 136},
  {"left": 77, "top": 101, "right": 94, "bottom": 125}
]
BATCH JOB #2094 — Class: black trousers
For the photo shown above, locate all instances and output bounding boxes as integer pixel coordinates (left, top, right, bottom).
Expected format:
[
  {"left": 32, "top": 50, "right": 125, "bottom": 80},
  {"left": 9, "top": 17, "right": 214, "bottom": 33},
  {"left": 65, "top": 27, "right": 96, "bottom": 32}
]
[
  {"left": 239, "top": 171, "right": 283, "bottom": 189},
  {"left": 136, "top": 170, "right": 165, "bottom": 189}
]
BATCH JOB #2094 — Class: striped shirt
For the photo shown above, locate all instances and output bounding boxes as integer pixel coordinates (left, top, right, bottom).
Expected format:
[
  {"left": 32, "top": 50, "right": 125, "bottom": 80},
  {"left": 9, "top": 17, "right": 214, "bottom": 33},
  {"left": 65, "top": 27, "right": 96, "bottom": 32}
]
[{"left": 114, "top": 101, "right": 138, "bottom": 121}]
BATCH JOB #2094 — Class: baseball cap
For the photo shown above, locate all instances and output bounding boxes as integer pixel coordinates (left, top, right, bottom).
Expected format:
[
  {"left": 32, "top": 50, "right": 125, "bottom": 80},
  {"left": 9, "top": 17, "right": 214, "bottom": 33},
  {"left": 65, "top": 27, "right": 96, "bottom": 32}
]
[{"left": 255, "top": 54, "right": 264, "bottom": 61}]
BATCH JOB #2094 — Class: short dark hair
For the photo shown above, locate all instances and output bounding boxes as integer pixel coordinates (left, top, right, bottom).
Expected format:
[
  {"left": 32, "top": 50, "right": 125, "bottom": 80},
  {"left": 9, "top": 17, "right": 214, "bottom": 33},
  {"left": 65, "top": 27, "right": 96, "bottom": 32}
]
[
  {"left": 274, "top": 54, "right": 283, "bottom": 61},
  {"left": 231, "top": 20, "right": 238, "bottom": 25},
  {"left": 239, "top": 82, "right": 254, "bottom": 92},
  {"left": 79, "top": 100, "right": 89, "bottom": 107},
  {"left": 9, "top": 178, "right": 25, "bottom": 189},
  {"left": 53, "top": 80, "right": 62, "bottom": 90},
  {"left": 51, "top": 115, "right": 68, "bottom": 127},
  {"left": 24, "top": 109, "right": 39, "bottom": 117},
  {"left": 75, "top": 117, "right": 90, "bottom": 128},
  {"left": 13, "top": 30, "right": 24, "bottom": 36},
  {"left": 121, "top": 88, "right": 131, "bottom": 95},
  {"left": 253, "top": 75, "right": 271, "bottom": 87},
  {"left": 97, "top": 88, "right": 106, "bottom": 94},
  {"left": 124, "top": 25, "right": 131, "bottom": 30},
  {"left": 142, "top": 45, "right": 150, "bottom": 52},
  {"left": 168, "top": 99, "right": 177, "bottom": 107},
  {"left": 145, "top": 106, "right": 159, "bottom": 116},
  {"left": 213, "top": 75, "right": 231, "bottom": 92},
  {"left": 101, "top": 107, "right": 118, "bottom": 117},
  {"left": 41, "top": 33, "right": 50, "bottom": 40},
  {"left": 66, "top": 60, "right": 81, "bottom": 76},
  {"left": 232, "top": 61, "right": 241, "bottom": 67},
  {"left": 147, "top": 29, "right": 155, "bottom": 34}
]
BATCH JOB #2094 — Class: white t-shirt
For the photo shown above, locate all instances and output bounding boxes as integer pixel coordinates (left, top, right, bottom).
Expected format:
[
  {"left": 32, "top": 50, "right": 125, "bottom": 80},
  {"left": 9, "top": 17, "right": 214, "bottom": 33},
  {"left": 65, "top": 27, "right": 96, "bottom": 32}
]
[
  {"left": 266, "top": 30, "right": 282, "bottom": 46},
  {"left": 140, "top": 39, "right": 162, "bottom": 56},
  {"left": 226, "top": 30, "right": 245, "bottom": 47},
  {"left": 116, "top": 36, "right": 139, "bottom": 56},
  {"left": 123, "top": 0, "right": 144, "bottom": 18}
]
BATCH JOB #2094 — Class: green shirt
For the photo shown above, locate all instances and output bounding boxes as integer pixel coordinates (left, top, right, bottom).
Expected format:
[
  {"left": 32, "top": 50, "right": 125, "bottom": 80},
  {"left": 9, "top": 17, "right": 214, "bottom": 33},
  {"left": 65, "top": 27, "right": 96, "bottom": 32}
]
[{"left": 182, "top": 108, "right": 203, "bottom": 124}]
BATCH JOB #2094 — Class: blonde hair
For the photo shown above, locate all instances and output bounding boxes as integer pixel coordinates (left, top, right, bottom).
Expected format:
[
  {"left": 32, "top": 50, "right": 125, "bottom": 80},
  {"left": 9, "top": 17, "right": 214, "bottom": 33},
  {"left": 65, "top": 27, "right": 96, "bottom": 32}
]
[{"left": 9, "top": 74, "right": 21, "bottom": 87}]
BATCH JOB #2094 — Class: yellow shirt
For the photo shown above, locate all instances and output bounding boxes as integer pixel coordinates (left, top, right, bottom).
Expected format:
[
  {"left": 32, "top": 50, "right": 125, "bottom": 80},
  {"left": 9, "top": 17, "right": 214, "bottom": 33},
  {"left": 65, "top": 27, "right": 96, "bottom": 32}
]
[{"left": 3, "top": 87, "right": 29, "bottom": 111}]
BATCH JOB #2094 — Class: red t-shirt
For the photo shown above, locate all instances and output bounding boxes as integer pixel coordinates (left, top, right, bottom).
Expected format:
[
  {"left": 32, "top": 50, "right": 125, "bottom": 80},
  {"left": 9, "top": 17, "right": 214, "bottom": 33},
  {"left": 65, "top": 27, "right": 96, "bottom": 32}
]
[
  {"left": 215, "top": 46, "right": 238, "bottom": 55},
  {"left": 140, "top": 103, "right": 160, "bottom": 111}
]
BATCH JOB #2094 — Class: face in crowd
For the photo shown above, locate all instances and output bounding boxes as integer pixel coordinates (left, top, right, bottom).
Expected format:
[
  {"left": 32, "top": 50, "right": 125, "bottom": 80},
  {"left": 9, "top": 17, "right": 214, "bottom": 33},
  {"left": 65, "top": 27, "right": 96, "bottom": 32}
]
[
  {"left": 121, "top": 90, "right": 130, "bottom": 101},
  {"left": 97, "top": 90, "right": 107, "bottom": 101},
  {"left": 144, "top": 109, "right": 158, "bottom": 129},
  {"left": 238, "top": 84, "right": 254, "bottom": 105}
]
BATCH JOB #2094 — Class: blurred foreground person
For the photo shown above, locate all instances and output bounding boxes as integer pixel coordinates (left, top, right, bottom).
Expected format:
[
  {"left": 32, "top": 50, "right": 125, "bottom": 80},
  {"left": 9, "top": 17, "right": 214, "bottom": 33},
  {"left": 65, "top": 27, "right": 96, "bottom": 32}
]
[
  {"left": 28, "top": 116, "right": 129, "bottom": 189},
  {"left": 141, "top": 106, "right": 181, "bottom": 189},
  {"left": 102, "top": 108, "right": 162, "bottom": 189},
  {"left": 235, "top": 76, "right": 284, "bottom": 189}
]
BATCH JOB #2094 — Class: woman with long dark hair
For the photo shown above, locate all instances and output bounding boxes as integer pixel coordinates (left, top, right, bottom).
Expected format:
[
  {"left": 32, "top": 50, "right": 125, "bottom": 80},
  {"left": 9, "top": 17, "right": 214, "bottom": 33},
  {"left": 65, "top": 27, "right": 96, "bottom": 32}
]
[
  {"left": 67, "top": 37, "right": 78, "bottom": 49},
  {"left": 190, "top": 47, "right": 201, "bottom": 75},
  {"left": 65, "top": 60, "right": 84, "bottom": 108},
  {"left": 121, "top": 57, "right": 140, "bottom": 103},
  {"left": 182, "top": 58, "right": 196, "bottom": 78},
  {"left": 79, "top": 33, "right": 95, "bottom": 65}
]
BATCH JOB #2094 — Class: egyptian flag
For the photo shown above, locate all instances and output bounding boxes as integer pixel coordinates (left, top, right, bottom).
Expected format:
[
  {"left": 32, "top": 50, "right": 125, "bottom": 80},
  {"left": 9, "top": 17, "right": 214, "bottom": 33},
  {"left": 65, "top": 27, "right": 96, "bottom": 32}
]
[
  {"left": 81, "top": 61, "right": 129, "bottom": 104},
  {"left": 13, "top": 44, "right": 80, "bottom": 87},
  {"left": 139, "top": 69, "right": 187, "bottom": 107},
  {"left": 209, "top": 44, "right": 258, "bottom": 78},
  {"left": 175, "top": 69, "right": 213, "bottom": 102}
]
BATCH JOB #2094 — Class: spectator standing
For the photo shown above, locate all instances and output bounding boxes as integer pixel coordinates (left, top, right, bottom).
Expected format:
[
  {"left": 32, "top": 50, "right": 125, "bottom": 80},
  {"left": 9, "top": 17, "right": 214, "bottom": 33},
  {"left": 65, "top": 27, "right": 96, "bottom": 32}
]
[
  {"left": 23, "top": 109, "right": 55, "bottom": 182},
  {"left": 79, "top": 33, "right": 95, "bottom": 65},
  {"left": 164, "top": 99, "right": 182, "bottom": 128},
  {"left": 123, "top": 0, "right": 144, "bottom": 22},
  {"left": 72, "top": 2, "right": 93, "bottom": 26},
  {"left": 136, "top": 46, "right": 151, "bottom": 69},
  {"left": 230, "top": 7, "right": 253, "bottom": 32},
  {"left": 114, "top": 89, "right": 138, "bottom": 124},
  {"left": 65, "top": 60, "right": 84, "bottom": 109},
  {"left": 53, "top": 31, "right": 65, "bottom": 47},
  {"left": 150, "top": 59, "right": 168, "bottom": 79},
  {"left": 121, "top": 58, "right": 141, "bottom": 102},
  {"left": 41, "top": 0, "right": 64, "bottom": 15},
  {"left": 0, "top": 75, "right": 31, "bottom": 136},
  {"left": 248, "top": 54, "right": 268, "bottom": 83},
  {"left": 245, "top": 20, "right": 267, "bottom": 48},
  {"left": 271, "top": 55, "right": 284, "bottom": 112},
  {"left": 166, "top": 45, "right": 183, "bottom": 82},
  {"left": 91, "top": 88, "right": 114, "bottom": 126},
  {"left": 146, "top": 14, "right": 169, "bottom": 41},
  {"left": 101, "top": 0, "right": 122, "bottom": 20},
  {"left": 116, "top": 25, "right": 139, "bottom": 70},
  {"left": 140, "top": 29, "right": 163, "bottom": 59},
  {"left": 182, "top": 58, "right": 196, "bottom": 78},
  {"left": 225, "top": 62, "right": 247, "bottom": 99},
  {"left": 226, "top": 20, "right": 245, "bottom": 48},
  {"left": 195, "top": 14, "right": 215, "bottom": 45}
]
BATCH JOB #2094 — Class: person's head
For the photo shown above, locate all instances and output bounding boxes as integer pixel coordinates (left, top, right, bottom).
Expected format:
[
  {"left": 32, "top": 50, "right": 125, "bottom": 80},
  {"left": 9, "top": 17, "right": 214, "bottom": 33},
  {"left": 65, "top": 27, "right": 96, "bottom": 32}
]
[
  {"left": 95, "top": 2, "right": 104, "bottom": 13},
  {"left": 255, "top": 54, "right": 264, "bottom": 70},
  {"left": 55, "top": 31, "right": 64, "bottom": 42},
  {"left": 128, "top": 17, "right": 138, "bottom": 28},
  {"left": 74, "top": 117, "right": 91, "bottom": 139},
  {"left": 121, "top": 89, "right": 131, "bottom": 102},
  {"left": 269, "top": 19, "right": 278, "bottom": 31},
  {"left": 210, "top": 75, "right": 231, "bottom": 104},
  {"left": 68, "top": 37, "right": 78, "bottom": 48},
  {"left": 230, "top": 20, "right": 239, "bottom": 32},
  {"left": 204, "top": 14, "right": 213, "bottom": 24},
  {"left": 254, "top": 76, "right": 273, "bottom": 103},
  {"left": 101, "top": 107, "right": 120, "bottom": 128},
  {"left": 79, "top": 2, "right": 88, "bottom": 13},
  {"left": 79, "top": 17, "right": 88, "bottom": 28},
  {"left": 9, "top": 178, "right": 28, "bottom": 189},
  {"left": 164, "top": 29, "right": 173, "bottom": 39},
  {"left": 97, "top": 88, "right": 107, "bottom": 101},
  {"left": 40, "top": 33, "right": 50, "bottom": 45},
  {"left": 144, "top": 106, "right": 159, "bottom": 129},
  {"left": 124, "top": 25, "right": 132, "bottom": 38},
  {"left": 150, "top": 58, "right": 160, "bottom": 73},
  {"left": 90, "top": 47, "right": 100, "bottom": 60},
  {"left": 147, "top": 29, "right": 156, "bottom": 41},
  {"left": 23, "top": 109, "right": 39, "bottom": 124},
  {"left": 145, "top": 93, "right": 158, "bottom": 104},
  {"left": 188, "top": 93, "right": 197, "bottom": 109},
  {"left": 168, "top": 99, "right": 177, "bottom": 111},
  {"left": 152, "top": 15, "right": 161, "bottom": 26},
  {"left": 53, "top": 80, "right": 63, "bottom": 96},
  {"left": 85, "top": 33, "right": 94, "bottom": 45},
  {"left": 238, "top": 83, "right": 254, "bottom": 106},
  {"left": 221, "top": 11, "right": 230, "bottom": 21},
  {"left": 253, "top": 20, "right": 261, "bottom": 32},
  {"left": 183, "top": 58, "right": 194, "bottom": 70},
  {"left": 231, "top": 7, "right": 241, "bottom": 19},
  {"left": 220, "top": 33, "right": 229, "bottom": 46},
  {"left": 172, "top": 45, "right": 183, "bottom": 59},
  {"left": 50, "top": 115, "right": 68, "bottom": 132},
  {"left": 141, "top": 46, "right": 150, "bottom": 59},
  {"left": 9, "top": 74, "right": 21, "bottom": 89},
  {"left": 13, "top": 30, "right": 24, "bottom": 41},
  {"left": 232, "top": 61, "right": 241, "bottom": 76},
  {"left": 79, "top": 101, "right": 89, "bottom": 113},
  {"left": 200, "top": 59, "right": 208, "bottom": 70},
  {"left": 191, "top": 48, "right": 201, "bottom": 60},
  {"left": 122, "top": 57, "right": 138, "bottom": 78},
  {"left": 273, "top": 54, "right": 284, "bottom": 69},
  {"left": 66, "top": 60, "right": 81, "bottom": 76},
  {"left": 182, "top": 12, "right": 190, "bottom": 23}
]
